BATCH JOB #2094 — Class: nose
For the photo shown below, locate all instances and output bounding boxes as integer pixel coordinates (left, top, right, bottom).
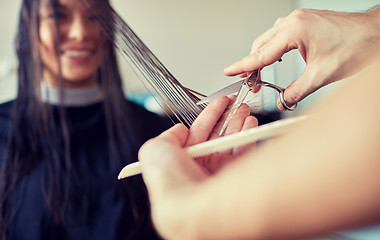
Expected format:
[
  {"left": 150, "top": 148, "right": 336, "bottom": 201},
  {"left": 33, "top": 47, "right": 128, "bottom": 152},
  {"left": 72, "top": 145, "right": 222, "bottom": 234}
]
[{"left": 67, "top": 14, "right": 91, "bottom": 41}]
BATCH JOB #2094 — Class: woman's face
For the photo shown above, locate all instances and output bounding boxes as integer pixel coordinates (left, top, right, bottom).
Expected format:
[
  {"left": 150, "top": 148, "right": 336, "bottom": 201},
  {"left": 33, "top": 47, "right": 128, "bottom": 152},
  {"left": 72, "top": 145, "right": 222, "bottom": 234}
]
[{"left": 39, "top": 0, "right": 108, "bottom": 87}]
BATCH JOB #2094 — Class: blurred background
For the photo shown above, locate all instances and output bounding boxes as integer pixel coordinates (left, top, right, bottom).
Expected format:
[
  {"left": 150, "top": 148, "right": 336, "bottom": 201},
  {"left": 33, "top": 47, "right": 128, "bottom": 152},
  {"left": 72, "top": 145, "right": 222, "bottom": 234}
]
[
  {"left": 1, "top": 1, "right": 380, "bottom": 238},
  {"left": 0, "top": 0, "right": 378, "bottom": 116}
]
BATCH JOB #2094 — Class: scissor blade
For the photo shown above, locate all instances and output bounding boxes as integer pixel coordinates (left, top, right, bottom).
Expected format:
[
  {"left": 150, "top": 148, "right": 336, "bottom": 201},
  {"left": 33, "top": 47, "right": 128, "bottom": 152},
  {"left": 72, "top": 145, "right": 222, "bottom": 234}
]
[
  {"left": 219, "top": 83, "right": 251, "bottom": 136},
  {"left": 196, "top": 80, "right": 244, "bottom": 105}
]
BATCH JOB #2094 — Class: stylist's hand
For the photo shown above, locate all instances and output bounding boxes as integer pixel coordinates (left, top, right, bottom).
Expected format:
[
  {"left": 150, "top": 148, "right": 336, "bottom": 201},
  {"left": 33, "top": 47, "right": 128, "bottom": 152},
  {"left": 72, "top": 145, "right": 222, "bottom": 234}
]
[
  {"left": 140, "top": 96, "right": 257, "bottom": 177},
  {"left": 224, "top": 8, "right": 380, "bottom": 110},
  {"left": 139, "top": 97, "right": 257, "bottom": 239}
]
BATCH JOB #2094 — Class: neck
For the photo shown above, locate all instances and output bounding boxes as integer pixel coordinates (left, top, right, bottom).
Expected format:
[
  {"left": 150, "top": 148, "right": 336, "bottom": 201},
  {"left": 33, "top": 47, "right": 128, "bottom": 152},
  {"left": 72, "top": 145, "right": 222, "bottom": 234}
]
[
  {"left": 43, "top": 70, "right": 98, "bottom": 88},
  {"left": 40, "top": 81, "right": 104, "bottom": 107}
]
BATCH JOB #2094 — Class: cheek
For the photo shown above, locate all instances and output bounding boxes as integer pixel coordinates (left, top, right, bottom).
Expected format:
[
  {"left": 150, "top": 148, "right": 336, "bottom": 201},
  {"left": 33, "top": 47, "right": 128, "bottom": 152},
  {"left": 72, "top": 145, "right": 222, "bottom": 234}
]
[
  {"left": 39, "top": 23, "right": 58, "bottom": 66},
  {"left": 97, "top": 35, "right": 110, "bottom": 64},
  {"left": 98, "top": 33, "right": 108, "bottom": 52}
]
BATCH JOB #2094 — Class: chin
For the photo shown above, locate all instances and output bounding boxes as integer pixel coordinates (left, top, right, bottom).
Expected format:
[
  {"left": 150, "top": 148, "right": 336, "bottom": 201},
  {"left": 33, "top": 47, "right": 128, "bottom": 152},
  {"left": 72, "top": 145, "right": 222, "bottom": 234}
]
[
  {"left": 62, "top": 69, "right": 96, "bottom": 81},
  {"left": 62, "top": 75, "right": 96, "bottom": 87}
]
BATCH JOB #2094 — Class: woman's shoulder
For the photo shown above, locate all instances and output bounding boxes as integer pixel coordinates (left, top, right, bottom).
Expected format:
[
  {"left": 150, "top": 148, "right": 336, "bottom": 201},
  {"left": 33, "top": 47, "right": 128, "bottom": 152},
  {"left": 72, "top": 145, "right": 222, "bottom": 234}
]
[
  {"left": 0, "top": 100, "right": 13, "bottom": 133},
  {"left": 0, "top": 100, "right": 13, "bottom": 116},
  {"left": 0, "top": 101, "right": 12, "bottom": 161}
]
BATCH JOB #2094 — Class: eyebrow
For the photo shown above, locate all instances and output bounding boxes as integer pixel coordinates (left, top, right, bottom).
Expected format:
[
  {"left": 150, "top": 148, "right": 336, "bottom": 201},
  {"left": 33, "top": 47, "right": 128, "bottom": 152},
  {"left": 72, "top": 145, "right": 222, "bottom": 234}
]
[{"left": 40, "top": 1, "right": 65, "bottom": 10}]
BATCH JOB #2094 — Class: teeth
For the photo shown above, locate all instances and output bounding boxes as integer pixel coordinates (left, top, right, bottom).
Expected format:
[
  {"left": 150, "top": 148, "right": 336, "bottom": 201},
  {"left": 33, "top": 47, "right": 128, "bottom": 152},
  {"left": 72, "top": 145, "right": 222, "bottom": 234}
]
[{"left": 63, "top": 50, "right": 92, "bottom": 57}]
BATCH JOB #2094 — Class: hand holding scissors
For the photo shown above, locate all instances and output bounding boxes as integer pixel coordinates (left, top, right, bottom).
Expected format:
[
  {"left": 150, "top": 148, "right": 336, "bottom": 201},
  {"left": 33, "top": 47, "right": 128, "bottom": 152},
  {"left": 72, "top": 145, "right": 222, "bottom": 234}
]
[{"left": 197, "top": 69, "right": 297, "bottom": 135}]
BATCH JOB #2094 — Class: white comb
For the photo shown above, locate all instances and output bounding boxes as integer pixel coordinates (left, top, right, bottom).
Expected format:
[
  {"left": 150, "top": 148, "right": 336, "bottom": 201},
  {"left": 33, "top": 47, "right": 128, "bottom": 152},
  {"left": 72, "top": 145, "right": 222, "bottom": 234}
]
[{"left": 118, "top": 115, "right": 307, "bottom": 179}]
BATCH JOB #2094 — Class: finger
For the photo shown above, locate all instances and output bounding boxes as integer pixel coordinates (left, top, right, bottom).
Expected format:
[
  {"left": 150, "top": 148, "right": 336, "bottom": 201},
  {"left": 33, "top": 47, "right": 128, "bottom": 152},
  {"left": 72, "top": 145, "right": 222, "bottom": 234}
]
[
  {"left": 242, "top": 115, "right": 259, "bottom": 131},
  {"left": 251, "top": 85, "right": 261, "bottom": 93},
  {"left": 224, "top": 21, "right": 298, "bottom": 76},
  {"left": 250, "top": 27, "right": 279, "bottom": 54},
  {"left": 186, "top": 96, "right": 230, "bottom": 146},
  {"left": 157, "top": 123, "right": 189, "bottom": 146},
  {"left": 139, "top": 124, "right": 188, "bottom": 182},
  {"left": 233, "top": 116, "right": 258, "bottom": 155},
  {"left": 140, "top": 124, "right": 207, "bottom": 193},
  {"left": 224, "top": 30, "right": 295, "bottom": 77},
  {"left": 274, "top": 16, "right": 285, "bottom": 26},
  {"left": 210, "top": 103, "right": 251, "bottom": 155},
  {"left": 209, "top": 95, "right": 237, "bottom": 138},
  {"left": 223, "top": 104, "right": 251, "bottom": 136},
  {"left": 140, "top": 124, "right": 189, "bottom": 165},
  {"left": 238, "top": 73, "right": 248, "bottom": 78},
  {"left": 201, "top": 114, "right": 258, "bottom": 172},
  {"left": 235, "top": 79, "right": 261, "bottom": 93},
  {"left": 224, "top": 23, "right": 279, "bottom": 76},
  {"left": 276, "top": 65, "right": 320, "bottom": 111},
  {"left": 224, "top": 25, "right": 281, "bottom": 77}
]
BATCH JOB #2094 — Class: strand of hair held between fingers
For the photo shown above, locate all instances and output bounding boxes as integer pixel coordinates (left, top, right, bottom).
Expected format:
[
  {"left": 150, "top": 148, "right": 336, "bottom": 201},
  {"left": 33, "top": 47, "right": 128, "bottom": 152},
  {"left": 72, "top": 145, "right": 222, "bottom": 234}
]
[{"left": 118, "top": 115, "right": 307, "bottom": 179}]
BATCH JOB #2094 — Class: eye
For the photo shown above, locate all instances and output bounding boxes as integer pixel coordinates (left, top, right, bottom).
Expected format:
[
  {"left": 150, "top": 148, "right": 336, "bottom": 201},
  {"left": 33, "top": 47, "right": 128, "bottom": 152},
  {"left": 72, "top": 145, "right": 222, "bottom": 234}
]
[
  {"left": 48, "top": 11, "right": 67, "bottom": 20},
  {"left": 88, "top": 15, "right": 99, "bottom": 22}
]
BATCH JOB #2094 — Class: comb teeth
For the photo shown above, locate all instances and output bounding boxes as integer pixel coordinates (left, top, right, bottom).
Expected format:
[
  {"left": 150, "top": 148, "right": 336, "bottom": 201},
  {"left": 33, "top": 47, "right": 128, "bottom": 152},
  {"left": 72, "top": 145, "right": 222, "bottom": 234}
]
[
  {"left": 117, "top": 116, "right": 307, "bottom": 179},
  {"left": 118, "top": 162, "right": 143, "bottom": 179}
]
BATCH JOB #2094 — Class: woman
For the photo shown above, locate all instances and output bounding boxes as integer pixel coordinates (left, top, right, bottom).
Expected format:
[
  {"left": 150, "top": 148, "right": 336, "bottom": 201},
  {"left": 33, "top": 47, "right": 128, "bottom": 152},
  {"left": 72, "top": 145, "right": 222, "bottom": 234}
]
[{"left": 0, "top": 0, "right": 173, "bottom": 239}]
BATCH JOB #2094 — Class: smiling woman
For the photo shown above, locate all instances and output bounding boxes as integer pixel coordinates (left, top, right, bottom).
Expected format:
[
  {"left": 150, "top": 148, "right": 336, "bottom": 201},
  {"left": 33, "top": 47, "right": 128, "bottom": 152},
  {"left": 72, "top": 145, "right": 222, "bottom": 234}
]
[
  {"left": 0, "top": 0, "right": 175, "bottom": 239},
  {"left": 39, "top": 0, "right": 108, "bottom": 87}
]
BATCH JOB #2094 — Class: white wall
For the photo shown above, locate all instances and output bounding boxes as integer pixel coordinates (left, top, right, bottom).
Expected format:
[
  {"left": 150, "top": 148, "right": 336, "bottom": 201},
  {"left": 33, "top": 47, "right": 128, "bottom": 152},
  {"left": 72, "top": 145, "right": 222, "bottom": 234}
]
[
  {"left": 0, "top": 0, "right": 20, "bottom": 102},
  {"left": 0, "top": 0, "right": 295, "bottom": 106}
]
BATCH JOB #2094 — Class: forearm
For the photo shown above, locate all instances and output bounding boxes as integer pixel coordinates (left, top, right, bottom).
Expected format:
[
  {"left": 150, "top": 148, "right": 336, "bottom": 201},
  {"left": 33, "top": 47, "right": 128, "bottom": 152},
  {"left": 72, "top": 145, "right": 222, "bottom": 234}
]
[
  {"left": 365, "top": 5, "right": 380, "bottom": 41},
  {"left": 184, "top": 60, "right": 380, "bottom": 239}
]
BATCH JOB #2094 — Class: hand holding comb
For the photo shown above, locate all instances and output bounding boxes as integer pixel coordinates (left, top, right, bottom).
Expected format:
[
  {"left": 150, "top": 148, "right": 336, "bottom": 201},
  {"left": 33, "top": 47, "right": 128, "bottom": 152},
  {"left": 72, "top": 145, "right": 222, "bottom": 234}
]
[{"left": 118, "top": 115, "right": 307, "bottom": 179}]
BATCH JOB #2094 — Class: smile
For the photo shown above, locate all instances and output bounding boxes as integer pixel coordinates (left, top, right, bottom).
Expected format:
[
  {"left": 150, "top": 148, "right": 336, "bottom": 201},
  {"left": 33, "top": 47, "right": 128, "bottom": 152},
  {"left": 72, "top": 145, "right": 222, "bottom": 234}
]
[{"left": 61, "top": 50, "right": 94, "bottom": 57}]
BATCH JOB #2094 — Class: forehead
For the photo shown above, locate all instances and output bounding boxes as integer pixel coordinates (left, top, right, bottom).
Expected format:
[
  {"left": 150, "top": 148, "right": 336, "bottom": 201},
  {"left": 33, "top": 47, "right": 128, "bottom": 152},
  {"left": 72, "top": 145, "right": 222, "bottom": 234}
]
[{"left": 39, "top": 0, "right": 99, "bottom": 11}]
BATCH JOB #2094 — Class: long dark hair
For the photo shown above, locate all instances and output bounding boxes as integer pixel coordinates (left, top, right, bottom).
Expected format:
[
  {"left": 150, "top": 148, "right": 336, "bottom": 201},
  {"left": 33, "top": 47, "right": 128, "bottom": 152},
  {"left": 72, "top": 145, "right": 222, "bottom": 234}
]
[{"left": 0, "top": 0, "right": 151, "bottom": 238}]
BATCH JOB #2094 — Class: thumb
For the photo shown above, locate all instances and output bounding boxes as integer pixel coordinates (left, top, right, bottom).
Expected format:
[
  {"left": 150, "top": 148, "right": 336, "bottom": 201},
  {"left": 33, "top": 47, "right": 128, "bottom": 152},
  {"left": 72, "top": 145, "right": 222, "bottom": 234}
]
[
  {"left": 139, "top": 124, "right": 189, "bottom": 166},
  {"left": 276, "top": 66, "right": 321, "bottom": 111},
  {"left": 139, "top": 124, "right": 193, "bottom": 192}
]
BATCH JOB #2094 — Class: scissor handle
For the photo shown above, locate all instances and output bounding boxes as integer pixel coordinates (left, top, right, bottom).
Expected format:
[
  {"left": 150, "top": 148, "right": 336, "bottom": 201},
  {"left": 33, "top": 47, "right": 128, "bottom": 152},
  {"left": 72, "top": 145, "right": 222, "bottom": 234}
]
[{"left": 259, "top": 80, "right": 297, "bottom": 111}]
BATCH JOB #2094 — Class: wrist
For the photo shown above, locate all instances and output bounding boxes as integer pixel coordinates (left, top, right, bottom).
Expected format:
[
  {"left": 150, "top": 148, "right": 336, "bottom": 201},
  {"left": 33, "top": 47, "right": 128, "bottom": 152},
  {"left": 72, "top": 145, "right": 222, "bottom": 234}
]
[
  {"left": 361, "top": 7, "right": 380, "bottom": 59},
  {"left": 366, "top": 6, "right": 380, "bottom": 29}
]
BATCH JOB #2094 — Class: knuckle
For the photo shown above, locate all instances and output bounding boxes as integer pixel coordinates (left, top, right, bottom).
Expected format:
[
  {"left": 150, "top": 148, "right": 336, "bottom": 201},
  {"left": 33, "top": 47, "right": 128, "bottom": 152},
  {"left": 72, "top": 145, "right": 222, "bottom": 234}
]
[
  {"left": 251, "top": 38, "right": 262, "bottom": 53},
  {"left": 290, "top": 8, "right": 308, "bottom": 16},
  {"left": 285, "top": 89, "right": 303, "bottom": 104},
  {"left": 286, "top": 8, "right": 310, "bottom": 30},
  {"left": 274, "top": 17, "right": 284, "bottom": 26},
  {"left": 252, "top": 47, "right": 266, "bottom": 66}
]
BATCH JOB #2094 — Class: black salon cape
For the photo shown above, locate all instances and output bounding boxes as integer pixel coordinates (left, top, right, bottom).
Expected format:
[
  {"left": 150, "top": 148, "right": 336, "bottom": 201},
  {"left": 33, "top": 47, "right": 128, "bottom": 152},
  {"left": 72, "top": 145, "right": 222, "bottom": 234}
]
[{"left": 0, "top": 100, "right": 172, "bottom": 240}]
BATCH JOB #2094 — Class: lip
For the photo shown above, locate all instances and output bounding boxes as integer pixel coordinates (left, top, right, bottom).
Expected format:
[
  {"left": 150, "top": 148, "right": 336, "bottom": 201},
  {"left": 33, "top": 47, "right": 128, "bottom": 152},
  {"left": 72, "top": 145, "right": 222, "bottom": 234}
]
[{"left": 60, "top": 47, "right": 96, "bottom": 63}]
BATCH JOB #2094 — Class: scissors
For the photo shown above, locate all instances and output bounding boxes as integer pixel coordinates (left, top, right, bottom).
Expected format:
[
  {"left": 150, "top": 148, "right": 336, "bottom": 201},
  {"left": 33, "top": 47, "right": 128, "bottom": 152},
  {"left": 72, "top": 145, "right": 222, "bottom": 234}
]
[{"left": 196, "top": 69, "right": 297, "bottom": 136}]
